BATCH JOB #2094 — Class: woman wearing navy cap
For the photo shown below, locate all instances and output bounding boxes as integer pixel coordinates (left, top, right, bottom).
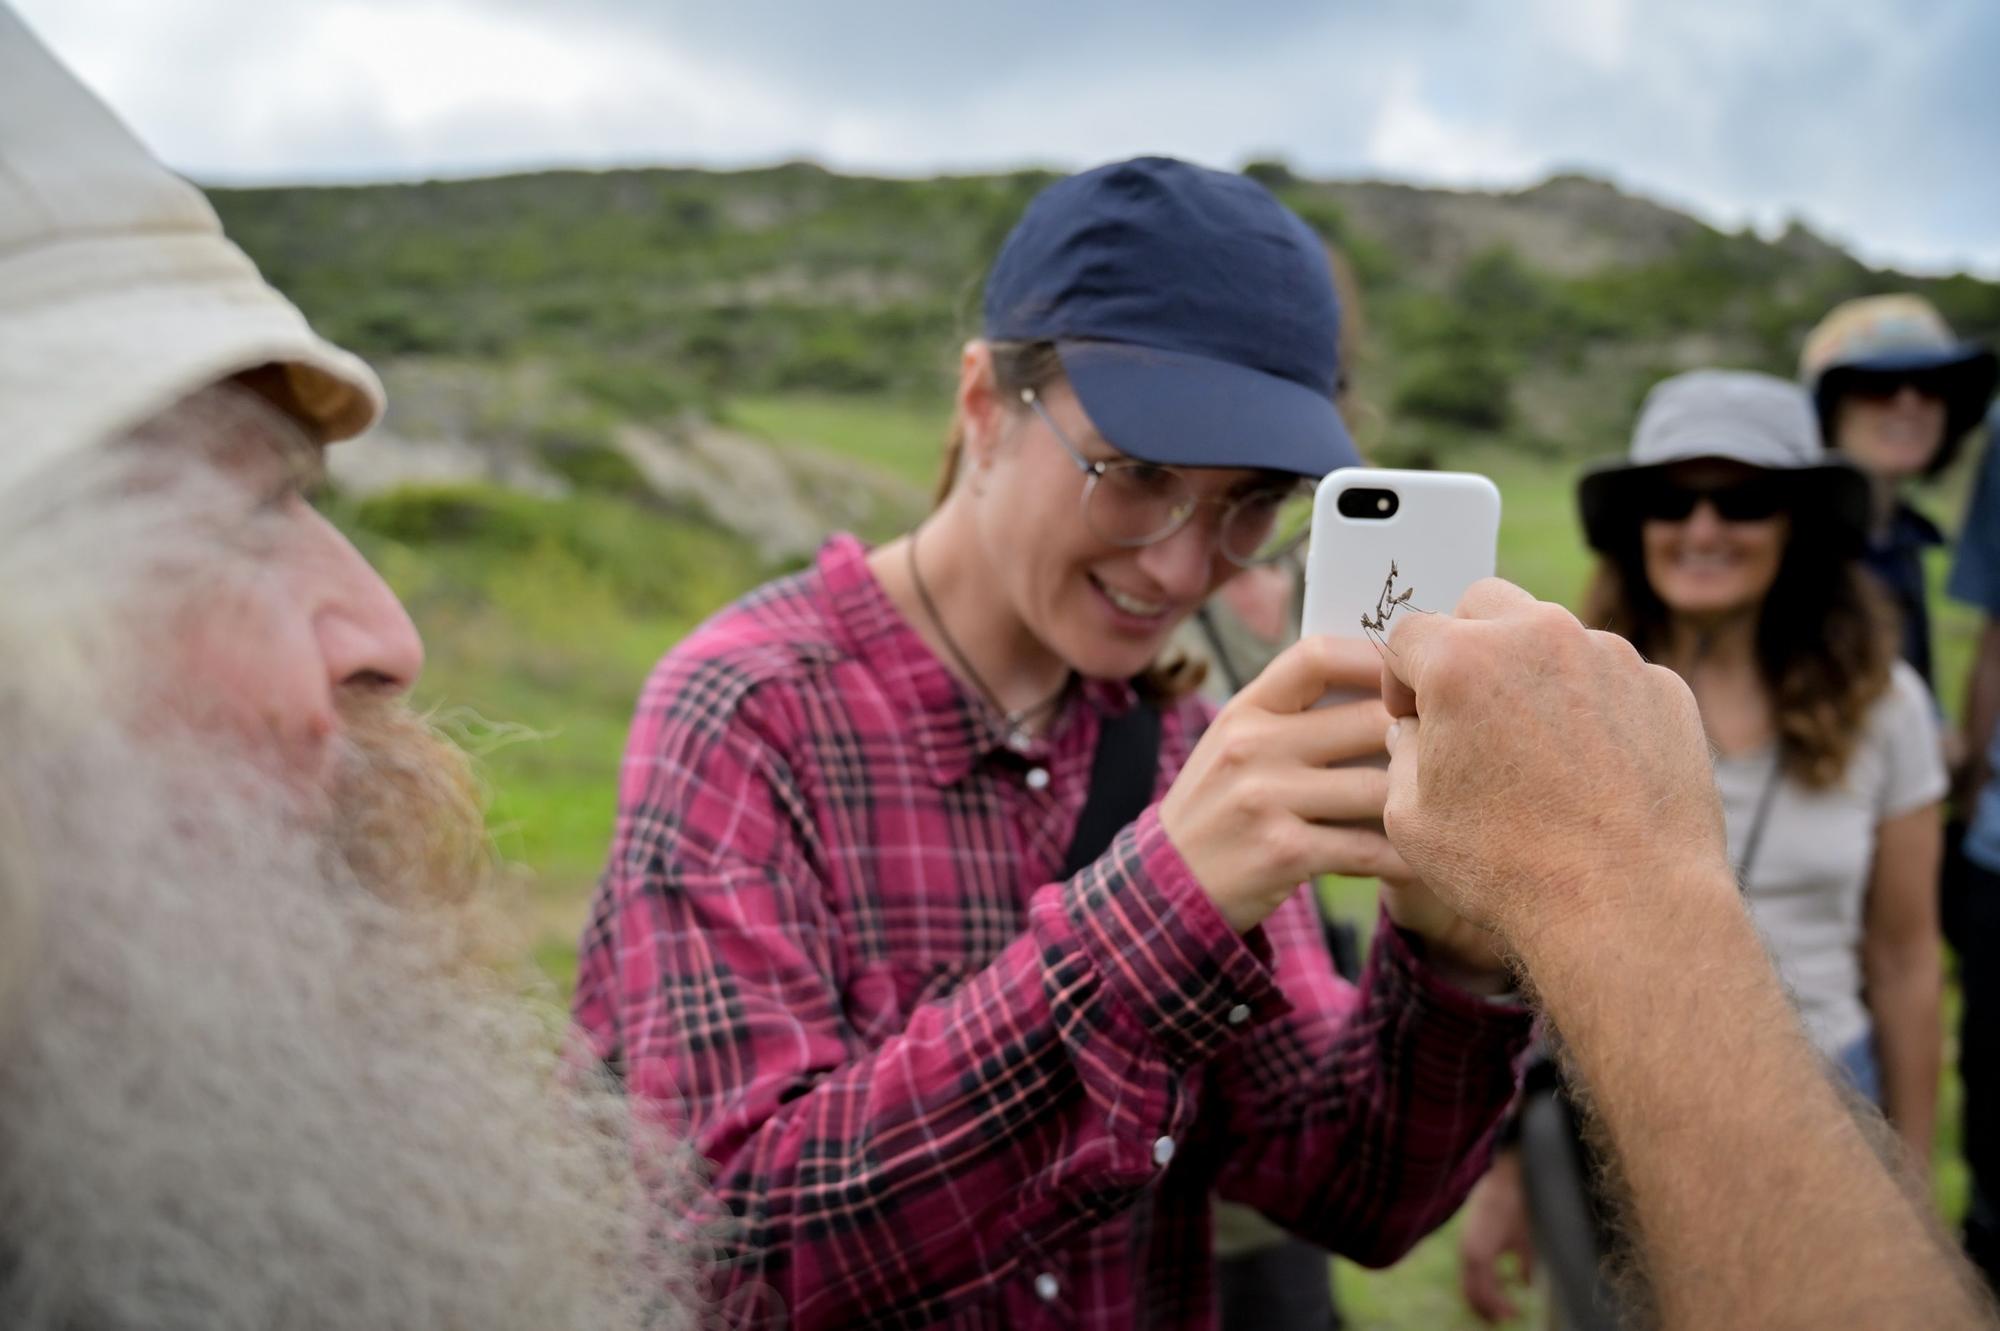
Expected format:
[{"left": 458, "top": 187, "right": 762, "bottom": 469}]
[{"left": 573, "top": 157, "right": 1530, "bottom": 1329}]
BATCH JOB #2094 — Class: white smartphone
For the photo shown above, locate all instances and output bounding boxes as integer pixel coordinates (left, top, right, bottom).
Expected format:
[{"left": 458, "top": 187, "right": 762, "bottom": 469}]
[{"left": 1300, "top": 467, "right": 1503, "bottom": 718}]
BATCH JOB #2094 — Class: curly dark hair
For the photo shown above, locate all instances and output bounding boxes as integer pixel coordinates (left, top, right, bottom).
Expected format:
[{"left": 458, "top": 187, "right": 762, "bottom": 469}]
[{"left": 1581, "top": 514, "right": 1897, "bottom": 789}]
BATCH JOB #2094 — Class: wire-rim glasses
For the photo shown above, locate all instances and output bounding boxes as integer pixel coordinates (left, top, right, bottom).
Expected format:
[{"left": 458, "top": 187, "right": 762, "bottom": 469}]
[{"left": 1020, "top": 387, "right": 1313, "bottom": 567}]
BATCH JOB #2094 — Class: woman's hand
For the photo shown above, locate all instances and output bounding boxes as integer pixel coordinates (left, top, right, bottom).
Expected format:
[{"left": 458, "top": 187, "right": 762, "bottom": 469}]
[
  {"left": 1459, "top": 1148, "right": 1537, "bottom": 1325},
  {"left": 1159, "top": 635, "right": 1412, "bottom": 933},
  {"left": 1380, "top": 874, "right": 1512, "bottom": 994}
]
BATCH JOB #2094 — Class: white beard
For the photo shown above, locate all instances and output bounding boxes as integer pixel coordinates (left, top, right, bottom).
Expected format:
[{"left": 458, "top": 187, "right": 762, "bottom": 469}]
[{"left": 0, "top": 711, "right": 698, "bottom": 1331}]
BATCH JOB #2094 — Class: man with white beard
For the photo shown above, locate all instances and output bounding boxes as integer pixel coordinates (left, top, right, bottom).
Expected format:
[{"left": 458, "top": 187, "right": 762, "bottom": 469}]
[{"left": 0, "top": 11, "right": 693, "bottom": 1329}]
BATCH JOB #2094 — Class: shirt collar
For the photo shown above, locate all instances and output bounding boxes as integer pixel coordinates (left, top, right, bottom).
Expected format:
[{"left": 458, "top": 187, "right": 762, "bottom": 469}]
[
  {"left": 814, "top": 533, "right": 1138, "bottom": 787},
  {"left": 1875, "top": 500, "right": 1944, "bottom": 554}
]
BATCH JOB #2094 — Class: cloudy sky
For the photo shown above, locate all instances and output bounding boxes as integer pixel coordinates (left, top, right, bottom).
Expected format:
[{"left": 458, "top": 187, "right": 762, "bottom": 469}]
[{"left": 15, "top": 0, "right": 1999, "bottom": 274}]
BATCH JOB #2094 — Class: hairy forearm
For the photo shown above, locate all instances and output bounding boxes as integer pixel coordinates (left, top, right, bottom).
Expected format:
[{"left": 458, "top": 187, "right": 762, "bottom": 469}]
[
  {"left": 1519, "top": 868, "right": 1989, "bottom": 1330},
  {"left": 1867, "top": 941, "right": 1943, "bottom": 1171}
]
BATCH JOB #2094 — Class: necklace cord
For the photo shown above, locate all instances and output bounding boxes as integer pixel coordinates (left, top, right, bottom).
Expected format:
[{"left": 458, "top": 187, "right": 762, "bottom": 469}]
[{"left": 905, "top": 526, "right": 1070, "bottom": 735}]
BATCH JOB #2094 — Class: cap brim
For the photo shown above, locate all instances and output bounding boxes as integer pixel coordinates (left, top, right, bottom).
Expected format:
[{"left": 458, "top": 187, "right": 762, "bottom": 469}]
[
  {"left": 1577, "top": 456, "right": 1871, "bottom": 554},
  {"left": 1814, "top": 344, "right": 1999, "bottom": 444},
  {"left": 1057, "top": 341, "right": 1358, "bottom": 477},
  {"left": 1816, "top": 343, "right": 2000, "bottom": 469},
  {"left": 1823, "top": 341, "right": 1994, "bottom": 380}
]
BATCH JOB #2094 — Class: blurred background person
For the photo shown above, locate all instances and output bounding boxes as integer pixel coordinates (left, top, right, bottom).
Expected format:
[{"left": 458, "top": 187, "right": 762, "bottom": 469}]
[
  {"left": 1799, "top": 294, "right": 1998, "bottom": 690},
  {"left": 1944, "top": 398, "right": 2000, "bottom": 1293},
  {"left": 0, "top": 13, "right": 690, "bottom": 1327},
  {"left": 1459, "top": 369, "right": 1946, "bottom": 1327},
  {"left": 1802, "top": 293, "right": 2000, "bottom": 1296}
]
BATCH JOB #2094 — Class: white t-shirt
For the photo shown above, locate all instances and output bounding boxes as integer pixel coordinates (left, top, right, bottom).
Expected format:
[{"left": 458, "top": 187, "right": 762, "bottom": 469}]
[{"left": 1716, "top": 661, "right": 1946, "bottom": 1056}]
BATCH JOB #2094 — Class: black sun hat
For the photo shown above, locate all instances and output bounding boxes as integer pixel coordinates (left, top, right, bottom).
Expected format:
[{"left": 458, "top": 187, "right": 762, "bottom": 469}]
[{"left": 1578, "top": 369, "right": 1871, "bottom": 554}]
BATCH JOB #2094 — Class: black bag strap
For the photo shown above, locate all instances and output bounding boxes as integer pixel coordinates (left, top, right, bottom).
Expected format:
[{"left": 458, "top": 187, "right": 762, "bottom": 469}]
[{"left": 1060, "top": 701, "right": 1163, "bottom": 877}]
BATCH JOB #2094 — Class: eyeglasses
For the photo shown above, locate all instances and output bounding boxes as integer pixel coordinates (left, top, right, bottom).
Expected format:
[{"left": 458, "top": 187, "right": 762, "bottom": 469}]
[
  {"left": 1636, "top": 476, "right": 1788, "bottom": 524},
  {"left": 1021, "top": 388, "right": 1314, "bottom": 567}
]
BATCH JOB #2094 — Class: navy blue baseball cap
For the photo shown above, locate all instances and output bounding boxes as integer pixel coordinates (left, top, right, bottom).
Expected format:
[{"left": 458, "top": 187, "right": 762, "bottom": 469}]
[{"left": 982, "top": 156, "right": 1358, "bottom": 478}]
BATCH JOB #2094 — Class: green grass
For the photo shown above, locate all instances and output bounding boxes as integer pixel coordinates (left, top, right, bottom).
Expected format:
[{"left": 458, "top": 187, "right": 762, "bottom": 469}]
[
  {"left": 726, "top": 392, "right": 951, "bottom": 490},
  {"left": 331, "top": 483, "right": 770, "bottom": 966},
  {"left": 334, "top": 396, "right": 1988, "bottom": 1329}
]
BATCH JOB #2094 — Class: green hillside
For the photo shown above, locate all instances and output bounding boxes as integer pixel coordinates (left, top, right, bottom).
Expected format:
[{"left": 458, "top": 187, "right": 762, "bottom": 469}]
[{"left": 212, "top": 161, "right": 2000, "bottom": 463}]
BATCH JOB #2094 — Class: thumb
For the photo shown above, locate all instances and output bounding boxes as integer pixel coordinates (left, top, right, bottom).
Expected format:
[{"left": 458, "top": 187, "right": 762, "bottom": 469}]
[{"left": 1381, "top": 652, "right": 1417, "bottom": 721}]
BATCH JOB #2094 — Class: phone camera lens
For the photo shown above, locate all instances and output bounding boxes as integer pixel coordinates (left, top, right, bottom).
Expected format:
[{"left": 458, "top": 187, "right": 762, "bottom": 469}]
[{"left": 1336, "top": 487, "right": 1399, "bottom": 520}]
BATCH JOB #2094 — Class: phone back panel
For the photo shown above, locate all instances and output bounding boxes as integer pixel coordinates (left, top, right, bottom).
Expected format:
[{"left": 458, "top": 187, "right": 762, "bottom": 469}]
[{"left": 1301, "top": 468, "right": 1503, "bottom": 650}]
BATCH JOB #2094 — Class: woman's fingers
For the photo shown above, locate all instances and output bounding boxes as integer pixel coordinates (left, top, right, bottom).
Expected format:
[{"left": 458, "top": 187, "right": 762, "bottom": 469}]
[
  {"left": 1282, "top": 764, "right": 1392, "bottom": 825},
  {"left": 1291, "top": 820, "right": 1413, "bottom": 884},
  {"left": 1236, "top": 634, "right": 1386, "bottom": 716}
]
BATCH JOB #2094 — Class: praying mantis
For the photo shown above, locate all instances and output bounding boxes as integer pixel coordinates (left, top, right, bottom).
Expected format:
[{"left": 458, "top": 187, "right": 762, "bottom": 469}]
[{"left": 1359, "top": 561, "right": 1428, "bottom": 653}]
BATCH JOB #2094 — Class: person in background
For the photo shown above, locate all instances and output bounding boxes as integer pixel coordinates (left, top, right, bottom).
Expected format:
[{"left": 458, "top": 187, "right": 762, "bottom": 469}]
[
  {"left": 0, "top": 12, "right": 691, "bottom": 1326},
  {"left": 1798, "top": 294, "right": 1997, "bottom": 688},
  {"left": 1803, "top": 294, "right": 1999, "bottom": 1294},
  {"left": 1459, "top": 370, "right": 1946, "bottom": 1326},
  {"left": 575, "top": 156, "right": 1532, "bottom": 1330},
  {"left": 1944, "top": 401, "right": 2000, "bottom": 1292}
]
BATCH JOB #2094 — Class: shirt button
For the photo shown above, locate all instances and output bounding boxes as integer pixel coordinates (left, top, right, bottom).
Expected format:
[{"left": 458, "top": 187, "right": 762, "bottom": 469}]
[
  {"left": 1025, "top": 766, "right": 1050, "bottom": 791},
  {"left": 1033, "top": 1272, "right": 1060, "bottom": 1302},
  {"left": 1226, "top": 1003, "right": 1252, "bottom": 1027},
  {"left": 1152, "top": 1135, "right": 1176, "bottom": 1167}
]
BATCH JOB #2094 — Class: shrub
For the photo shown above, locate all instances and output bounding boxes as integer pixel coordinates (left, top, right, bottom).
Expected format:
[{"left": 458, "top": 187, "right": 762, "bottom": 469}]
[
  {"left": 1393, "top": 347, "right": 1514, "bottom": 432},
  {"left": 545, "top": 442, "right": 646, "bottom": 495},
  {"left": 351, "top": 486, "right": 548, "bottom": 552}
]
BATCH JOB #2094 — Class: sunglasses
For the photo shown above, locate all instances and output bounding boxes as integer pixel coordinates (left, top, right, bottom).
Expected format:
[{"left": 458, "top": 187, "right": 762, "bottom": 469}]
[
  {"left": 1637, "top": 476, "right": 1788, "bottom": 524},
  {"left": 1842, "top": 368, "right": 1951, "bottom": 401}
]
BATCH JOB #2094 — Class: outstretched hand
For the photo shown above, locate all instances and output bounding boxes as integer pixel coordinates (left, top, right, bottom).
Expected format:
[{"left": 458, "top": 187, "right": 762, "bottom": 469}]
[{"left": 1377, "top": 579, "right": 1727, "bottom": 954}]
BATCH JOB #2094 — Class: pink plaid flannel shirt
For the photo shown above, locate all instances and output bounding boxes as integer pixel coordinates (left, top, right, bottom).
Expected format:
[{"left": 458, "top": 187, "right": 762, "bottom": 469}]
[{"left": 574, "top": 535, "right": 1530, "bottom": 1329}]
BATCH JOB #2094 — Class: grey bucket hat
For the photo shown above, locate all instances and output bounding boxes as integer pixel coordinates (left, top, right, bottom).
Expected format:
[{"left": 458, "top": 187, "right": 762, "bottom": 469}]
[{"left": 1578, "top": 369, "right": 1871, "bottom": 553}]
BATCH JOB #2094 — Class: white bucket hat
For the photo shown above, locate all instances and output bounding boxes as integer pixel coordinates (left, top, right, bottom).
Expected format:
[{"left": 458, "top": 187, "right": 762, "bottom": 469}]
[{"left": 0, "top": 6, "right": 384, "bottom": 494}]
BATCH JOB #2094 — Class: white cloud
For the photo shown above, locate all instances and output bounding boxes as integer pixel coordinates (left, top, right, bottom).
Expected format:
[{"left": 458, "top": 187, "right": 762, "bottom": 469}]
[
  {"left": 1363, "top": 65, "right": 1546, "bottom": 186},
  {"left": 11, "top": 0, "right": 1996, "bottom": 274},
  {"left": 1531, "top": 0, "right": 1636, "bottom": 73}
]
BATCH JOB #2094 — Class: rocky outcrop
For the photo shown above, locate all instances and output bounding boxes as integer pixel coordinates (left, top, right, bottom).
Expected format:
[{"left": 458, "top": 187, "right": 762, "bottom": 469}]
[
  {"left": 325, "top": 358, "right": 923, "bottom": 562},
  {"left": 1314, "top": 172, "right": 1710, "bottom": 281}
]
